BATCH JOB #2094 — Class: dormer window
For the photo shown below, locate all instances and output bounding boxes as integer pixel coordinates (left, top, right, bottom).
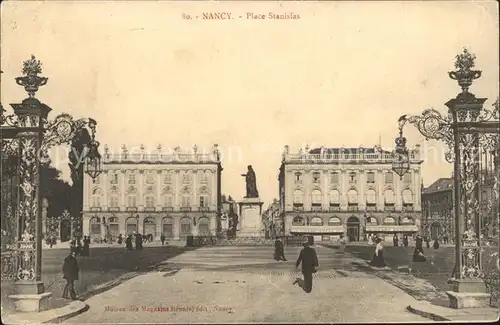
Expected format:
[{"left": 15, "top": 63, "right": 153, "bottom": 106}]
[{"left": 385, "top": 172, "right": 393, "bottom": 184}]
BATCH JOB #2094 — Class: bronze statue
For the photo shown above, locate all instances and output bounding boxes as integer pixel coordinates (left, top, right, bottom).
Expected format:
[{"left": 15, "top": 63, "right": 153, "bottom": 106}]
[{"left": 241, "top": 165, "right": 259, "bottom": 198}]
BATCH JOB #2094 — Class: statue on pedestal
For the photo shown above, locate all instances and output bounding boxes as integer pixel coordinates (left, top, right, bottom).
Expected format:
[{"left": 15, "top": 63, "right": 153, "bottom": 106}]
[{"left": 241, "top": 165, "right": 259, "bottom": 198}]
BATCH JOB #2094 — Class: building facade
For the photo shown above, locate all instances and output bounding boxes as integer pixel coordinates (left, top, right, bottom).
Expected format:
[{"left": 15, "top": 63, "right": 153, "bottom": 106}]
[
  {"left": 82, "top": 144, "right": 222, "bottom": 241},
  {"left": 278, "top": 145, "right": 423, "bottom": 242},
  {"left": 421, "top": 178, "right": 454, "bottom": 242},
  {"left": 422, "top": 171, "right": 499, "bottom": 242}
]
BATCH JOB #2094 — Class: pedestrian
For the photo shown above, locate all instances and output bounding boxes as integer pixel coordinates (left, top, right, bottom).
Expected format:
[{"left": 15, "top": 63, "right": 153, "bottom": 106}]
[
  {"left": 393, "top": 234, "right": 398, "bottom": 247},
  {"left": 368, "top": 234, "right": 373, "bottom": 245},
  {"left": 76, "top": 237, "right": 82, "bottom": 256},
  {"left": 403, "top": 234, "right": 409, "bottom": 248},
  {"left": 339, "top": 235, "right": 346, "bottom": 254},
  {"left": 117, "top": 234, "right": 123, "bottom": 245},
  {"left": 277, "top": 237, "right": 287, "bottom": 261},
  {"left": 415, "top": 234, "right": 423, "bottom": 252},
  {"left": 433, "top": 239, "right": 440, "bottom": 249},
  {"left": 370, "top": 237, "right": 386, "bottom": 267},
  {"left": 81, "top": 236, "right": 90, "bottom": 256},
  {"left": 412, "top": 244, "right": 427, "bottom": 263},
  {"left": 62, "top": 251, "right": 79, "bottom": 300},
  {"left": 295, "top": 237, "right": 319, "bottom": 293},
  {"left": 161, "top": 234, "right": 166, "bottom": 246},
  {"left": 136, "top": 233, "right": 143, "bottom": 250},
  {"left": 125, "top": 234, "right": 133, "bottom": 251}
]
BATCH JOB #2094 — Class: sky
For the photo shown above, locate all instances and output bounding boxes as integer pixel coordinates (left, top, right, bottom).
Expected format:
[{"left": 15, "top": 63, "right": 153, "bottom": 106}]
[{"left": 1, "top": 1, "right": 499, "bottom": 207}]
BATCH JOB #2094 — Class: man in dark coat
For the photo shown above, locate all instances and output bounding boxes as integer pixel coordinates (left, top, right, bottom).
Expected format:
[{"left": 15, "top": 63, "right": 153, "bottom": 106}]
[
  {"left": 125, "top": 234, "right": 133, "bottom": 250},
  {"left": 274, "top": 237, "right": 287, "bottom": 261},
  {"left": 136, "top": 233, "right": 143, "bottom": 250},
  {"left": 403, "top": 234, "right": 409, "bottom": 247},
  {"left": 160, "top": 234, "right": 166, "bottom": 246},
  {"left": 393, "top": 234, "right": 399, "bottom": 247},
  {"left": 62, "top": 251, "right": 79, "bottom": 300},
  {"left": 295, "top": 237, "right": 319, "bottom": 293}
]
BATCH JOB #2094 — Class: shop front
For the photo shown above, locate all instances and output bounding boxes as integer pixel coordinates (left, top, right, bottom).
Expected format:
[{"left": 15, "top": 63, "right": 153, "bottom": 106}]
[{"left": 290, "top": 225, "right": 346, "bottom": 242}]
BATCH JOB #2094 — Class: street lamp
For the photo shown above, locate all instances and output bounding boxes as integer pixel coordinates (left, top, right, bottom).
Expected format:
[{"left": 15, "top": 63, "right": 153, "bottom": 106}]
[
  {"left": 392, "top": 122, "right": 410, "bottom": 179},
  {"left": 393, "top": 48, "right": 499, "bottom": 307},
  {"left": 0, "top": 55, "right": 102, "bottom": 311}
]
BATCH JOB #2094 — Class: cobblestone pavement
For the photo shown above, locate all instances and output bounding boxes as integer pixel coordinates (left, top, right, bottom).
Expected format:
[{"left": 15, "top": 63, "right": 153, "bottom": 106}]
[
  {"left": 66, "top": 269, "right": 427, "bottom": 323},
  {"left": 65, "top": 245, "right": 429, "bottom": 323}
]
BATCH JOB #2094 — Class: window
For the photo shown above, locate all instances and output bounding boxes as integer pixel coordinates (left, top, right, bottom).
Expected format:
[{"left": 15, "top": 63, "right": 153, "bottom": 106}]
[
  {"left": 109, "top": 194, "right": 119, "bottom": 208},
  {"left": 146, "top": 171, "right": 155, "bottom": 184},
  {"left": 295, "top": 172, "right": 302, "bottom": 182},
  {"left": 403, "top": 173, "right": 411, "bottom": 184},
  {"left": 128, "top": 194, "right": 137, "bottom": 207},
  {"left": 311, "top": 189, "right": 322, "bottom": 206},
  {"left": 330, "top": 172, "right": 339, "bottom": 184},
  {"left": 91, "top": 189, "right": 102, "bottom": 207},
  {"left": 383, "top": 217, "right": 396, "bottom": 224},
  {"left": 199, "top": 196, "right": 207, "bottom": 207},
  {"left": 348, "top": 172, "right": 357, "bottom": 184},
  {"left": 128, "top": 173, "right": 136, "bottom": 184},
  {"left": 384, "top": 189, "right": 395, "bottom": 204},
  {"left": 347, "top": 189, "right": 358, "bottom": 204},
  {"left": 310, "top": 217, "right": 323, "bottom": 226},
  {"left": 145, "top": 196, "right": 155, "bottom": 208},
  {"left": 292, "top": 216, "right": 305, "bottom": 226},
  {"left": 328, "top": 217, "right": 341, "bottom": 225},
  {"left": 385, "top": 172, "right": 393, "bottom": 183},
  {"left": 329, "top": 190, "right": 340, "bottom": 205},
  {"left": 293, "top": 190, "right": 303, "bottom": 205},
  {"left": 367, "top": 172, "right": 375, "bottom": 184},
  {"left": 182, "top": 173, "right": 191, "bottom": 183},
  {"left": 201, "top": 173, "right": 209, "bottom": 183},
  {"left": 164, "top": 173, "right": 172, "bottom": 183},
  {"left": 181, "top": 195, "right": 191, "bottom": 207},
  {"left": 198, "top": 217, "right": 210, "bottom": 236},
  {"left": 163, "top": 195, "right": 173, "bottom": 207},
  {"left": 366, "top": 189, "right": 376, "bottom": 205},
  {"left": 312, "top": 172, "right": 321, "bottom": 183},
  {"left": 111, "top": 173, "right": 118, "bottom": 184}
]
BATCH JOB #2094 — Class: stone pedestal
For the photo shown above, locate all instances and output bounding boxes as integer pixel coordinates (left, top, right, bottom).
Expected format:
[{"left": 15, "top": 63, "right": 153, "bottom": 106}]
[
  {"left": 237, "top": 197, "right": 264, "bottom": 237},
  {"left": 446, "top": 278, "right": 491, "bottom": 309},
  {"left": 9, "top": 292, "right": 52, "bottom": 312}
]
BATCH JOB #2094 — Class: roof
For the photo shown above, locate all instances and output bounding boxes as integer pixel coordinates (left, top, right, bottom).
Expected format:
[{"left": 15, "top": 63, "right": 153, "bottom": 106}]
[
  {"left": 308, "top": 147, "right": 391, "bottom": 154},
  {"left": 423, "top": 178, "right": 453, "bottom": 194}
]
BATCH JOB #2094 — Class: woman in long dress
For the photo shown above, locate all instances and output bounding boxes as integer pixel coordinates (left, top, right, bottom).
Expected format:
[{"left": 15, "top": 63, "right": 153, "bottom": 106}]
[{"left": 370, "top": 237, "right": 386, "bottom": 267}]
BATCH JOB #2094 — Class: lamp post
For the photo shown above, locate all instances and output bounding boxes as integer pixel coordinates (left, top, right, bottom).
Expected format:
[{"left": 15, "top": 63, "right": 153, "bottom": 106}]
[
  {"left": 393, "top": 49, "right": 499, "bottom": 308},
  {"left": 0, "top": 55, "right": 103, "bottom": 312}
]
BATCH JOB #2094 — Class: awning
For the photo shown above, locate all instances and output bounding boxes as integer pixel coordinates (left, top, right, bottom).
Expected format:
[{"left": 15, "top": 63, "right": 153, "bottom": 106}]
[
  {"left": 290, "top": 225, "right": 345, "bottom": 233},
  {"left": 365, "top": 225, "right": 419, "bottom": 233}
]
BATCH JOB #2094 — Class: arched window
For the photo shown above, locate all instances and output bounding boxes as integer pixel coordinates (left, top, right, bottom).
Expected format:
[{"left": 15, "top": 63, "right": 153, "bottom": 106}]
[
  {"left": 310, "top": 217, "right": 323, "bottom": 226},
  {"left": 89, "top": 217, "right": 101, "bottom": 237},
  {"left": 143, "top": 217, "right": 156, "bottom": 237},
  {"left": 328, "top": 217, "right": 341, "bottom": 225},
  {"left": 311, "top": 189, "right": 322, "bottom": 205},
  {"left": 180, "top": 217, "right": 192, "bottom": 238},
  {"left": 198, "top": 217, "right": 210, "bottom": 235},
  {"left": 107, "top": 216, "right": 119, "bottom": 238},
  {"left": 402, "top": 189, "right": 413, "bottom": 204},
  {"left": 366, "top": 189, "right": 376, "bottom": 204},
  {"left": 162, "top": 217, "right": 174, "bottom": 238},
  {"left": 384, "top": 189, "right": 395, "bottom": 204},
  {"left": 293, "top": 189, "right": 303, "bottom": 205},
  {"left": 92, "top": 188, "right": 102, "bottom": 207},
  {"left": 366, "top": 216, "right": 378, "bottom": 225},
  {"left": 383, "top": 217, "right": 396, "bottom": 224},
  {"left": 126, "top": 217, "right": 138, "bottom": 235},
  {"left": 329, "top": 189, "right": 340, "bottom": 205},
  {"left": 400, "top": 216, "right": 414, "bottom": 224},
  {"left": 347, "top": 189, "right": 358, "bottom": 204},
  {"left": 292, "top": 216, "right": 305, "bottom": 226}
]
